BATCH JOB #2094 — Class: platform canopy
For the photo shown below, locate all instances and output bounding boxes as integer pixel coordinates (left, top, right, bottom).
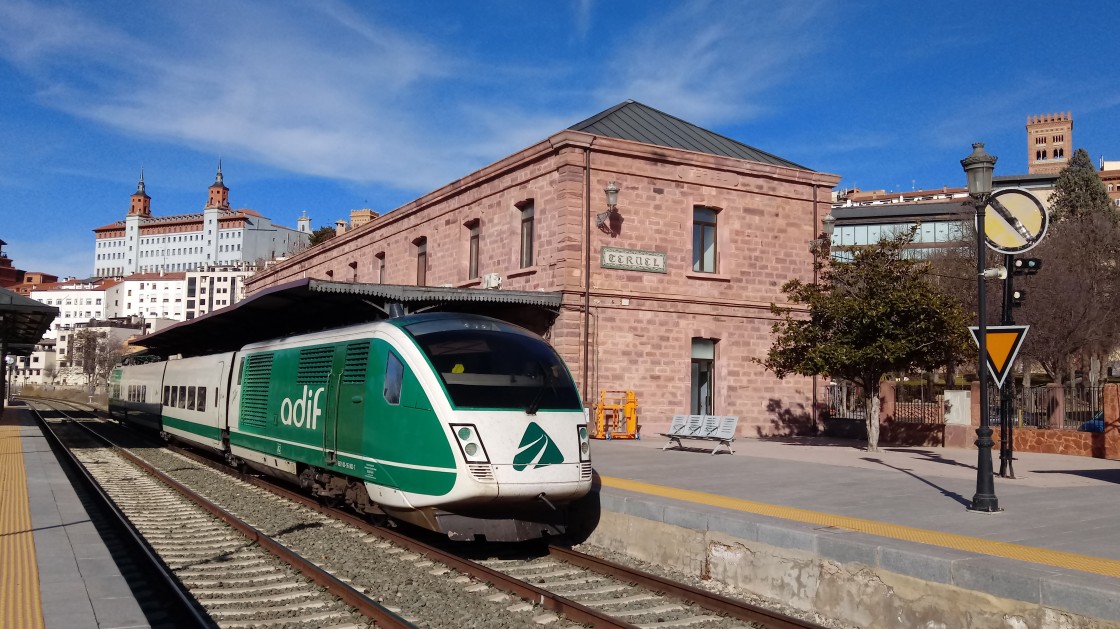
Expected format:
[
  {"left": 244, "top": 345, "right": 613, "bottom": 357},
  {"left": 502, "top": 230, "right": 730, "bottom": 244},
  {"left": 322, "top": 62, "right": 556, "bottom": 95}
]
[
  {"left": 130, "top": 278, "right": 564, "bottom": 358},
  {"left": 0, "top": 286, "right": 58, "bottom": 356}
]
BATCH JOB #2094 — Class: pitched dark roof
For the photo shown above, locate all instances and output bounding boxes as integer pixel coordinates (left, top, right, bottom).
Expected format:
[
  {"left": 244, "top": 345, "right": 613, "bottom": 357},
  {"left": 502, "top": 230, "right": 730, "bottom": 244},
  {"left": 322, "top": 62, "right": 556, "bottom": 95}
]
[
  {"left": 129, "top": 279, "right": 562, "bottom": 358},
  {"left": 569, "top": 100, "right": 808, "bottom": 170}
]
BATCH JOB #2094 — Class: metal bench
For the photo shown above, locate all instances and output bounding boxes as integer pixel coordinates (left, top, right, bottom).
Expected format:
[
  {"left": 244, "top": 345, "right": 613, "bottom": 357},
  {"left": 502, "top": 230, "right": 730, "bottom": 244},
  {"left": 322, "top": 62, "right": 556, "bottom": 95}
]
[{"left": 660, "top": 414, "right": 738, "bottom": 455}]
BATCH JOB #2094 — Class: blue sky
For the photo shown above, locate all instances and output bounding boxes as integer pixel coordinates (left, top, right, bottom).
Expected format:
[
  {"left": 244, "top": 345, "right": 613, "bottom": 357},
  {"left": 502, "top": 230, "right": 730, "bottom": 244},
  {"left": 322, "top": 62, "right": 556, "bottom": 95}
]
[{"left": 3, "top": 0, "right": 1119, "bottom": 280}]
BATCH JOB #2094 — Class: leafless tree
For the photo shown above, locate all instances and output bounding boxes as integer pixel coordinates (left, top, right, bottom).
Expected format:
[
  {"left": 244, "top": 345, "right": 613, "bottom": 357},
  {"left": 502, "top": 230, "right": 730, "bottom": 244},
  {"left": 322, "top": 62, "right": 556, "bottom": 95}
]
[{"left": 1016, "top": 211, "right": 1120, "bottom": 383}]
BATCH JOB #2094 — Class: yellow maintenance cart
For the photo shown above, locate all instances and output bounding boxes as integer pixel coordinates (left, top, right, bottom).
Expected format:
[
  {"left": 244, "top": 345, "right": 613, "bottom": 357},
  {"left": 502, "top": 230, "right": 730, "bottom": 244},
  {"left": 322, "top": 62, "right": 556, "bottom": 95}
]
[{"left": 592, "top": 390, "right": 640, "bottom": 439}]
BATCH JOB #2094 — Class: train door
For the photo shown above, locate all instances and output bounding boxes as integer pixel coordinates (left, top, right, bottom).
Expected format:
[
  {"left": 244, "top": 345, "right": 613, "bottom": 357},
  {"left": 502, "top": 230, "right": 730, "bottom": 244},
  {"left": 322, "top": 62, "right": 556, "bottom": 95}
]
[{"left": 330, "top": 340, "right": 371, "bottom": 462}]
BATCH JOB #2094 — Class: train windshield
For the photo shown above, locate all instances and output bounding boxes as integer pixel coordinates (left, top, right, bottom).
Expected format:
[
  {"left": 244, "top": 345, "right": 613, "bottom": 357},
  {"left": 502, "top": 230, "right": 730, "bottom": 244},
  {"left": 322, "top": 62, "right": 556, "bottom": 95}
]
[{"left": 403, "top": 319, "right": 582, "bottom": 411}]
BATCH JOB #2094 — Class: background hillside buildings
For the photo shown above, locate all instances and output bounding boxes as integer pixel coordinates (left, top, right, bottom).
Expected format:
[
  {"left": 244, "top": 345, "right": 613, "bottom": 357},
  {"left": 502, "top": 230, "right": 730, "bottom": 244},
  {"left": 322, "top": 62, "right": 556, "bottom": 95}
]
[
  {"left": 6, "top": 168, "right": 312, "bottom": 389},
  {"left": 830, "top": 112, "right": 1120, "bottom": 258}
]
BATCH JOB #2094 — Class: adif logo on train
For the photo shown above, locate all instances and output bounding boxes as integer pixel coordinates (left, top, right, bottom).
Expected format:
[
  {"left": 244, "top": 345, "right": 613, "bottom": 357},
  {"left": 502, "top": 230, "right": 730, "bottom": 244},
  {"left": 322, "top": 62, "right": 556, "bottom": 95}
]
[{"left": 280, "top": 386, "right": 324, "bottom": 429}]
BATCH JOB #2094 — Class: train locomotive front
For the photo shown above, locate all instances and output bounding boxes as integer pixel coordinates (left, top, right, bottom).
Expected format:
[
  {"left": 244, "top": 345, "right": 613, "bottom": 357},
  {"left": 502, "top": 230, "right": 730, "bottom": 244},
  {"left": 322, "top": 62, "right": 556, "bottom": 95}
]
[{"left": 223, "top": 313, "right": 593, "bottom": 541}]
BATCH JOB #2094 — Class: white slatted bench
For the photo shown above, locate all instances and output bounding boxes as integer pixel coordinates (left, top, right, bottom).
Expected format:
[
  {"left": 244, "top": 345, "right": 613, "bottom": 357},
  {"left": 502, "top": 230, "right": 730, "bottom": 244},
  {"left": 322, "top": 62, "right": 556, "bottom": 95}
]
[{"left": 660, "top": 414, "right": 738, "bottom": 455}]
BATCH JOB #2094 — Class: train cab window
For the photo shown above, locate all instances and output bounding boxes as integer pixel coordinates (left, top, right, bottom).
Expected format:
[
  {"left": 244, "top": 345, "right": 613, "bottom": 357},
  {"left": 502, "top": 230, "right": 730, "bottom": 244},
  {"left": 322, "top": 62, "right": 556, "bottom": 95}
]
[
  {"left": 170, "top": 386, "right": 178, "bottom": 407},
  {"left": 141, "top": 385, "right": 147, "bottom": 402},
  {"left": 187, "top": 386, "right": 196, "bottom": 411},
  {"left": 383, "top": 353, "right": 404, "bottom": 405},
  {"left": 164, "top": 385, "right": 170, "bottom": 405},
  {"left": 178, "top": 386, "right": 187, "bottom": 409},
  {"left": 197, "top": 387, "right": 207, "bottom": 412},
  {"left": 402, "top": 318, "right": 582, "bottom": 411}
]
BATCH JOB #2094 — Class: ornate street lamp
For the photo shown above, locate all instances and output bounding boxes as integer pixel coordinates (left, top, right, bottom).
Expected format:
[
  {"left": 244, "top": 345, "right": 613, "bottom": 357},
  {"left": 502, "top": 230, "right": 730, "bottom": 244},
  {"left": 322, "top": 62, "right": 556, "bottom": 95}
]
[
  {"left": 961, "top": 142, "right": 1000, "bottom": 513},
  {"left": 604, "top": 181, "right": 620, "bottom": 212},
  {"left": 809, "top": 211, "right": 837, "bottom": 254}
]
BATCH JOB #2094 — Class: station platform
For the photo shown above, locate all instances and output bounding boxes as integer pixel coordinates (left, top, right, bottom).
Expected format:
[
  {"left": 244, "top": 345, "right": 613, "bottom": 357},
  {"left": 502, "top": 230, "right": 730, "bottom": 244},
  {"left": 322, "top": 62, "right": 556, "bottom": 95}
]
[
  {"left": 588, "top": 434, "right": 1120, "bottom": 624},
  {"left": 0, "top": 405, "right": 149, "bottom": 629}
]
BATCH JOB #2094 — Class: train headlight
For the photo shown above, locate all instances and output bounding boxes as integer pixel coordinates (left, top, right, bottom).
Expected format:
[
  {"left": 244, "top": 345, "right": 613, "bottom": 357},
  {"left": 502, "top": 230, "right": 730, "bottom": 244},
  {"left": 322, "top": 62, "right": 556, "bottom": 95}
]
[
  {"left": 577, "top": 424, "right": 591, "bottom": 462},
  {"left": 451, "top": 423, "right": 490, "bottom": 464}
]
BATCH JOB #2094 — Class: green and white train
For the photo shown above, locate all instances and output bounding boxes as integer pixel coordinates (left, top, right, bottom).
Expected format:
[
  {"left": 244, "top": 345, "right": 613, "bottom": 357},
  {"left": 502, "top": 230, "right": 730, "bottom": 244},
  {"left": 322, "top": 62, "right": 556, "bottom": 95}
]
[{"left": 109, "top": 313, "right": 593, "bottom": 541}]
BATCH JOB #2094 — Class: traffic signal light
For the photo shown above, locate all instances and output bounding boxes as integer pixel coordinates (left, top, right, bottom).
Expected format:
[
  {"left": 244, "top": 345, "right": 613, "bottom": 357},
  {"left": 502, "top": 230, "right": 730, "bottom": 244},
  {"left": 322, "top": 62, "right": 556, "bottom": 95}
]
[
  {"left": 1011, "top": 289, "right": 1026, "bottom": 307},
  {"left": 1013, "top": 258, "right": 1042, "bottom": 275}
]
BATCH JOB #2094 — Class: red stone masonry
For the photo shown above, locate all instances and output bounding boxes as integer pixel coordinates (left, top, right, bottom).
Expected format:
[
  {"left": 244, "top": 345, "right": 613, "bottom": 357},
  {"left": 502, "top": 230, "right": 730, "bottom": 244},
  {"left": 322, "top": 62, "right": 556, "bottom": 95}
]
[{"left": 247, "top": 130, "right": 840, "bottom": 438}]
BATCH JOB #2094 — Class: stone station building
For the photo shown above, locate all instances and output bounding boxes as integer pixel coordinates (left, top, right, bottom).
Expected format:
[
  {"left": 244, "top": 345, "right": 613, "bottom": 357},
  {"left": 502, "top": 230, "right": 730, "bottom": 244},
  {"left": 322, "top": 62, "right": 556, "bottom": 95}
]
[{"left": 245, "top": 101, "right": 840, "bottom": 437}]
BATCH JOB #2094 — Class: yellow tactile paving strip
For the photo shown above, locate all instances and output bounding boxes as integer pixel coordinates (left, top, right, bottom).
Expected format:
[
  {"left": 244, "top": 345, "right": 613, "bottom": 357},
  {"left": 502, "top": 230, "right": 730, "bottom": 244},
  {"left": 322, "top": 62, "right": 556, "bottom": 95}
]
[
  {"left": 1, "top": 413, "right": 45, "bottom": 629},
  {"left": 601, "top": 476, "right": 1120, "bottom": 579}
]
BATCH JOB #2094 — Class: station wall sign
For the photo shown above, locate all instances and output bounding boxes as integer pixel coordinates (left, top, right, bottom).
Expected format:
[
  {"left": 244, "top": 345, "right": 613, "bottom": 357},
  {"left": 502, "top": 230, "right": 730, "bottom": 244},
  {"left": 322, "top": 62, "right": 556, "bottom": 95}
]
[{"left": 600, "top": 247, "right": 667, "bottom": 273}]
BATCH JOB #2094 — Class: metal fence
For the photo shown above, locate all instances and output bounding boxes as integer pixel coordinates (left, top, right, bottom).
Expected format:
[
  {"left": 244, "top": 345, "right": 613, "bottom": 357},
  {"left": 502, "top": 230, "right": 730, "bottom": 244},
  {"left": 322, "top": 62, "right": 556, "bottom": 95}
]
[
  {"left": 828, "top": 382, "right": 866, "bottom": 420},
  {"left": 892, "top": 401, "right": 943, "bottom": 423},
  {"left": 987, "top": 384, "right": 1103, "bottom": 431}
]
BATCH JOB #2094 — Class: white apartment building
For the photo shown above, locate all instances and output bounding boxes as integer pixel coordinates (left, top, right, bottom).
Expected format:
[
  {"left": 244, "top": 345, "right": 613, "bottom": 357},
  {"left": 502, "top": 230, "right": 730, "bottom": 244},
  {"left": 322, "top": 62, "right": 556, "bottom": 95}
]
[
  {"left": 114, "top": 273, "right": 188, "bottom": 321},
  {"left": 185, "top": 267, "right": 255, "bottom": 319},
  {"left": 25, "top": 265, "right": 258, "bottom": 385},
  {"left": 30, "top": 278, "right": 120, "bottom": 373},
  {"left": 93, "top": 166, "right": 312, "bottom": 278}
]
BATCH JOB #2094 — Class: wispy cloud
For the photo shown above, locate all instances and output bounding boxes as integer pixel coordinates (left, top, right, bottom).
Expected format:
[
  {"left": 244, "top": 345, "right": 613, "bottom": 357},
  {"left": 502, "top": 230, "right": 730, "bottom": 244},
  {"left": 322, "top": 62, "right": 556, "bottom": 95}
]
[
  {"left": 0, "top": 1, "right": 495, "bottom": 190},
  {"left": 596, "top": 1, "right": 830, "bottom": 124},
  {"left": 0, "top": 0, "right": 836, "bottom": 197}
]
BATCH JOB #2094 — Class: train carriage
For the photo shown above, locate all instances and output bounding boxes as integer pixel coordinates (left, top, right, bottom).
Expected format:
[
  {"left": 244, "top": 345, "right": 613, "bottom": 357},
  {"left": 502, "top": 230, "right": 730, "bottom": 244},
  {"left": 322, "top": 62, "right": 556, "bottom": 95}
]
[
  {"left": 108, "top": 360, "right": 166, "bottom": 432},
  {"left": 112, "top": 313, "right": 593, "bottom": 541},
  {"left": 162, "top": 352, "right": 236, "bottom": 452}
]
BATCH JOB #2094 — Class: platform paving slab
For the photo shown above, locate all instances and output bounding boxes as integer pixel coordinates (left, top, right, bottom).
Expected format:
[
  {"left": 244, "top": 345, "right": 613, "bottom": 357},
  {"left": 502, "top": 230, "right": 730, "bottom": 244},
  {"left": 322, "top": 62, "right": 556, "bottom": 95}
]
[
  {"left": 588, "top": 436, "right": 1120, "bottom": 623},
  {"left": 9, "top": 408, "right": 152, "bottom": 629}
]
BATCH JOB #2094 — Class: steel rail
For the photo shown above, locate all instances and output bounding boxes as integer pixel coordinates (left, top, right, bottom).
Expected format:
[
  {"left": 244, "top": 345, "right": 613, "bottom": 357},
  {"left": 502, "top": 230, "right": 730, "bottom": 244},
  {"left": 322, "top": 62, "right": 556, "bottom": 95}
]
[
  {"left": 167, "top": 441, "right": 824, "bottom": 629},
  {"left": 548, "top": 545, "right": 825, "bottom": 629},
  {"left": 166, "top": 443, "right": 641, "bottom": 629},
  {"left": 26, "top": 403, "right": 216, "bottom": 629},
  {"left": 42, "top": 407, "right": 414, "bottom": 629},
  {"left": 59, "top": 397, "right": 824, "bottom": 629}
]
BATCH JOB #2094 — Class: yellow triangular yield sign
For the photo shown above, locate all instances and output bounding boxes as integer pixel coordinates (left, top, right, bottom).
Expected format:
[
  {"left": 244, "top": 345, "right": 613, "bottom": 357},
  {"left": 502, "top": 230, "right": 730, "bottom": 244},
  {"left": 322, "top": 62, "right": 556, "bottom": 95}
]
[{"left": 968, "top": 325, "right": 1029, "bottom": 389}]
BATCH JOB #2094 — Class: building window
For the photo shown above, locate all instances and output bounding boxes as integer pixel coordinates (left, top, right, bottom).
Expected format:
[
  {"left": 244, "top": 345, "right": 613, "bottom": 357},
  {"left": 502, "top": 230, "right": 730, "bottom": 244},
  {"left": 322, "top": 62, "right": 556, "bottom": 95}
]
[
  {"left": 415, "top": 238, "right": 427, "bottom": 286},
  {"left": 692, "top": 207, "right": 718, "bottom": 273},
  {"left": 375, "top": 252, "right": 386, "bottom": 284},
  {"left": 519, "top": 201, "right": 535, "bottom": 268},
  {"left": 691, "top": 338, "right": 716, "bottom": 415},
  {"left": 467, "top": 220, "right": 480, "bottom": 280}
]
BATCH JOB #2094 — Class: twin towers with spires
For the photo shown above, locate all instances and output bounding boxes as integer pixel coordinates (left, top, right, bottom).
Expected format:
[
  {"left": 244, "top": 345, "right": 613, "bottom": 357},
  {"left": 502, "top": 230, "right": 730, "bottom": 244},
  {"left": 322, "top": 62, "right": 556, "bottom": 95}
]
[{"left": 93, "top": 163, "right": 311, "bottom": 279}]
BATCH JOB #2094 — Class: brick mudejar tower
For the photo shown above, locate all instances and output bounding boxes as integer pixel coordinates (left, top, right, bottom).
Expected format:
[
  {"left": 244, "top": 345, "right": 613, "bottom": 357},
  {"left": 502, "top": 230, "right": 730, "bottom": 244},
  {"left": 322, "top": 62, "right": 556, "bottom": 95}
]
[
  {"left": 1027, "top": 112, "right": 1072, "bottom": 175},
  {"left": 245, "top": 101, "right": 841, "bottom": 438}
]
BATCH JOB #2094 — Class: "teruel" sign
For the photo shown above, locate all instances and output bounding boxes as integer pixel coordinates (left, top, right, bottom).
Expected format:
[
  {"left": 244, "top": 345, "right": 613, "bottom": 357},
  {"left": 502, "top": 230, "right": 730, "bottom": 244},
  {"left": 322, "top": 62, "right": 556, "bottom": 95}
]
[{"left": 600, "top": 247, "right": 667, "bottom": 273}]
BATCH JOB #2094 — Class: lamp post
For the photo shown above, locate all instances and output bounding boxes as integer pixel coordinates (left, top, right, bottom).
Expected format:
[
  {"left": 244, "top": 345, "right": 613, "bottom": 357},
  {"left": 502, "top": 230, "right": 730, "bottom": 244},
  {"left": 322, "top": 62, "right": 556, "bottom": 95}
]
[
  {"left": 961, "top": 142, "right": 1000, "bottom": 512},
  {"left": 809, "top": 211, "right": 837, "bottom": 255}
]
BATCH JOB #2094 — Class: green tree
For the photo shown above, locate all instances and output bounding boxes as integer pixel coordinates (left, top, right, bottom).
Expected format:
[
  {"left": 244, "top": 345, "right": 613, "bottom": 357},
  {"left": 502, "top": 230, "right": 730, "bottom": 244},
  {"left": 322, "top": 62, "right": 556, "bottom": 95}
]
[
  {"left": 761, "top": 231, "right": 972, "bottom": 451},
  {"left": 309, "top": 226, "right": 337, "bottom": 247},
  {"left": 1048, "top": 148, "right": 1114, "bottom": 223}
]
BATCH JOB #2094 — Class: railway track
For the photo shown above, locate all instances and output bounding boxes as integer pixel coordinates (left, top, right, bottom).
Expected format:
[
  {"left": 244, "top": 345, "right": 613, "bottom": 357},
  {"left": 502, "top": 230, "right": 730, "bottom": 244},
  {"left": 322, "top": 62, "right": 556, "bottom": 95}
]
[
  {"left": 27, "top": 400, "right": 406, "bottom": 629},
  {"left": 27, "top": 397, "right": 832, "bottom": 629}
]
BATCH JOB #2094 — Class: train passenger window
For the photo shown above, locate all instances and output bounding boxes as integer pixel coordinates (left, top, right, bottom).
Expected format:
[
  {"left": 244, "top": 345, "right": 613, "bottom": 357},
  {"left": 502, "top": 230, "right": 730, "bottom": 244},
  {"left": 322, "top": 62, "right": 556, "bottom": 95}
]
[
  {"left": 383, "top": 353, "right": 403, "bottom": 405},
  {"left": 128, "top": 385, "right": 133, "bottom": 402},
  {"left": 142, "top": 385, "right": 147, "bottom": 402},
  {"left": 178, "top": 386, "right": 187, "bottom": 409},
  {"left": 197, "top": 387, "right": 207, "bottom": 412},
  {"left": 187, "top": 386, "right": 196, "bottom": 410},
  {"left": 170, "top": 386, "right": 178, "bottom": 407},
  {"left": 164, "top": 386, "right": 170, "bottom": 406}
]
